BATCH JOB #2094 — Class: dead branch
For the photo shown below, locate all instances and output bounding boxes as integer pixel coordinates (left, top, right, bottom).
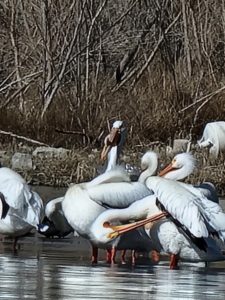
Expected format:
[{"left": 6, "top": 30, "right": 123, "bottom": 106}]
[
  {"left": 1, "top": 83, "right": 30, "bottom": 109},
  {"left": 0, "top": 70, "right": 42, "bottom": 93},
  {"left": 112, "top": 12, "right": 181, "bottom": 92},
  {"left": 179, "top": 85, "right": 225, "bottom": 113},
  {"left": 9, "top": 0, "right": 25, "bottom": 111},
  {"left": 187, "top": 98, "right": 210, "bottom": 145},
  {"left": 181, "top": 0, "right": 192, "bottom": 77},
  {"left": 0, "top": 70, "right": 16, "bottom": 89},
  {"left": 41, "top": 0, "right": 87, "bottom": 119},
  {"left": 0, "top": 130, "right": 49, "bottom": 146},
  {"left": 58, "top": 127, "right": 90, "bottom": 142},
  {"left": 85, "top": 0, "right": 108, "bottom": 100}
]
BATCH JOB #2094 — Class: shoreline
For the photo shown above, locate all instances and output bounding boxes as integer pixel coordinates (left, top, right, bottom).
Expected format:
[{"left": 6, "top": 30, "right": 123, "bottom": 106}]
[{"left": 1, "top": 143, "right": 225, "bottom": 195}]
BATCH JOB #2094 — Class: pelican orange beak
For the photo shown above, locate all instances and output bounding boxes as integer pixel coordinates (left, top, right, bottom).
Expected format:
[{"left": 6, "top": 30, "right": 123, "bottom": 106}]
[
  {"left": 104, "top": 211, "right": 168, "bottom": 239},
  {"left": 100, "top": 128, "right": 121, "bottom": 161},
  {"left": 158, "top": 163, "right": 176, "bottom": 177},
  {"left": 100, "top": 144, "right": 111, "bottom": 161}
]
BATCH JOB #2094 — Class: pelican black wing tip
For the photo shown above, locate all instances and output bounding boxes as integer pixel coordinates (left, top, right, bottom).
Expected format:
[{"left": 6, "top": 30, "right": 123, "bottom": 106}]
[{"left": 0, "top": 192, "right": 9, "bottom": 219}]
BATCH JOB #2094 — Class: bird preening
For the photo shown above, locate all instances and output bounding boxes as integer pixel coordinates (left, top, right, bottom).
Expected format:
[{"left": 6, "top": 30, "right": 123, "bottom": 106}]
[
  {"left": 0, "top": 166, "right": 44, "bottom": 251},
  {"left": 0, "top": 119, "right": 225, "bottom": 270},
  {"left": 35, "top": 120, "right": 225, "bottom": 269}
]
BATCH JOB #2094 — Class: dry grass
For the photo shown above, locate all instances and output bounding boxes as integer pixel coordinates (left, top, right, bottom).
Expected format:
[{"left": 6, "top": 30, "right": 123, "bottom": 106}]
[{"left": 1, "top": 140, "right": 224, "bottom": 197}]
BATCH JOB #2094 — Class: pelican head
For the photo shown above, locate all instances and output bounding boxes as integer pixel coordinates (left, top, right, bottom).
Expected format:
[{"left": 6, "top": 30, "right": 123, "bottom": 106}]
[
  {"left": 141, "top": 151, "right": 158, "bottom": 171},
  {"left": 112, "top": 120, "right": 123, "bottom": 129},
  {"left": 90, "top": 207, "right": 167, "bottom": 245},
  {"left": 90, "top": 221, "right": 121, "bottom": 245},
  {"left": 100, "top": 120, "right": 124, "bottom": 161},
  {"left": 159, "top": 152, "right": 197, "bottom": 180},
  {"left": 138, "top": 151, "right": 158, "bottom": 183}
]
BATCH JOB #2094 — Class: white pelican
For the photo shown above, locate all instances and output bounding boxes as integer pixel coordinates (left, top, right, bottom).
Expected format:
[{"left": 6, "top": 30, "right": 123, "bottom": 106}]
[
  {"left": 100, "top": 120, "right": 126, "bottom": 172},
  {"left": 90, "top": 177, "right": 225, "bottom": 269},
  {"left": 0, "top": 167, "right": 44, "bottom": 249},
  {"left": 100, "top": 120, "right": 140, "bottom": 181},
  {"left": 159, "top": 152, "right": 219, "bottom": 203},
  {"left": 37, "top": 120, "right": 127, "bottom": 239},
  {"left": 197, "top": 121, "right": 225, "bottom": 157},
  {"left": 61, "top": 151, "right": 158, "bottom": 263}
]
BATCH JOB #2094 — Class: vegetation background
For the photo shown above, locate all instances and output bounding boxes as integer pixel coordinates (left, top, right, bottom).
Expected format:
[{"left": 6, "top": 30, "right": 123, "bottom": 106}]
[{"left": 0, "top": 0, "right": 225, "bottom": 190}]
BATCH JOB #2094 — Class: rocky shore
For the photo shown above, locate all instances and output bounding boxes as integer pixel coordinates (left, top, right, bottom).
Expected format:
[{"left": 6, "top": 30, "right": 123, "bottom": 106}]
[
  {"left": 0, "top": 144, "right": 100, "bottom": 187},
  {"left": 0, "top": 143, "right": 225, "bottom": 196}
]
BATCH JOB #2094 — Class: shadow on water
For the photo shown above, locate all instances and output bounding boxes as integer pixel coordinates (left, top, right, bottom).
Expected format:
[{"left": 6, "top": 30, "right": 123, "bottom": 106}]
[{"left": 0, "top": 236, "right": 225, "bottom": 300}]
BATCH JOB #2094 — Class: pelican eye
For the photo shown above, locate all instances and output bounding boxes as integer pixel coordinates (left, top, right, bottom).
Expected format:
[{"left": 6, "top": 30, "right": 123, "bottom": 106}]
[
  {"left": 103, "top": 222, "right": 110, "bottom": 228},
  {"left": 171, "top": 159, "right": 177, "bottom": 166}
]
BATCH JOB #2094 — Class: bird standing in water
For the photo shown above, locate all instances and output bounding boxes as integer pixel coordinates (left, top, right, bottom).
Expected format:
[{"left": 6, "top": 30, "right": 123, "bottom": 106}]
[{"left": 0, "top": 166, "right": 43, "bottom": 250}]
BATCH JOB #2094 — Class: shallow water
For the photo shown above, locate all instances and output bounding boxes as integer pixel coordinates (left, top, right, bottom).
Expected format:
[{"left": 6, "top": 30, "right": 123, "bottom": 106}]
[
  {"left": 2, "top": 186, "right": 223, "bottom": 299},
  {"left": 0, "top": 236, "right": 225, "bottom": 300}
]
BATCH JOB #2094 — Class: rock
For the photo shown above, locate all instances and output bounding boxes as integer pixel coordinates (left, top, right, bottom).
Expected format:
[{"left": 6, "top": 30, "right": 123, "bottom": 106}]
[
  {"left": 166, "top": 139, "right": 192, "bottom": 155},
  {"left": 172, "top": 139, "right": 190, "bottom": 153},
  {"left": 32, "top": 146, "right": 70, "bottom": 158},
  {"left": 11, "top": 152, "right": 33, "bottom": 170}
]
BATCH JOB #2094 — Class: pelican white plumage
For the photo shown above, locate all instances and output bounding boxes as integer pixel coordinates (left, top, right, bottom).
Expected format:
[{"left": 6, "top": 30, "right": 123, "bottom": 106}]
[
  {"left": 159, "top": 152, "right": 219, "bottom": 203},
  {"left": 62, "top": 151, "right": 158, "bottom": 263},
  {"left": 0, "top": 167, "right": 44, "bottom": 249},
  {"left": 91, "top": 176, "right": 225, "bottom": 268},
  {"left": 145, "top": 177, "right": 225, "bottom": 243},
  {"left": 197, "top": 121, "right": 225, "bottom": 157},
  {"left": 146, "top": 177, "right": 225, "bottom": 236},
  {"left": 37, "top": 120, "right": 127, "bottom": 239}
]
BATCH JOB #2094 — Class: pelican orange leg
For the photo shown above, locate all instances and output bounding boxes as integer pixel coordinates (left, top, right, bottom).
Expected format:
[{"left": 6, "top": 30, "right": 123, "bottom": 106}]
[
  {"left": 91, "top": 246, "right": 98, "bottom": 264},
  {"left": 169, "top": 253, "right": 179, "bottom": 269},
  {"left": 151, "top": 250, "right": 160, "bottom": 263},
  {"left": 111, "top": 247, "right": 117, "bottom": 264},
  {"left": 121, "top": 249, "right": 126, "bottom": 264}
]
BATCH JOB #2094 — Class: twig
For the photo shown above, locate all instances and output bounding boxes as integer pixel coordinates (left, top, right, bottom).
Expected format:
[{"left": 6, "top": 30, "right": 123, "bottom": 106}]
[
  {"left": 112, "top": 12, "right": 181, "bottom": 92},
  {"left": 0, "top": 70, "right": 42, "bottom": 93},
  {"left": 187, "top": 98, "right": 210, "bottom": 144},
  {"left": 41, "top": 1, "right": 87, "bottom": 119},
  {"left": 179, "top": 85, "right": 225, "bottom": 113},
  {"left": 134, "top": 141, "right": 166, "bottom": 148},
  {"left": 130, "top": 12, "right": 181, "bottom": 89},
  {"left": 0, "top": 130, "right": 49, "bottom": 146},
  {"left": 55, "top": 128, "right": 91, "bottom": 144},
  {"left": 1, "top": 83, "right": 30, "bottom": 109}
]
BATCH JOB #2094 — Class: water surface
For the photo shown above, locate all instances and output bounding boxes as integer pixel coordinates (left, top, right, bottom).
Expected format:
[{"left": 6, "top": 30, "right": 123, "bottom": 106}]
[
  {"left": 0, "top": 236, "right": 225, "bottom": 300},
  {"left": 1, "top": 186, "right": 223, "bottom": 299}
]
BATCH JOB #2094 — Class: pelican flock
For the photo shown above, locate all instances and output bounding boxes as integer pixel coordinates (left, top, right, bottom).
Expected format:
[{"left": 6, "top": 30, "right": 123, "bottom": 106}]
[
  {"left": 61, "top": 125, "right": 158, "bottom": 263},
  {"left": 1, "top": 119, "right": 225, "bottom": 271},
  {"left": 89, "top": 151, "right": 225, "bottom": 268},
  {"left": 37, "top": 120, "right": 127, "bottom": 241},
  {"left": 86, "top": 146, "right": 225, "bottom": 267},
  {"left": 38, "top": 121, "right": 225, "bottom": 269}
]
